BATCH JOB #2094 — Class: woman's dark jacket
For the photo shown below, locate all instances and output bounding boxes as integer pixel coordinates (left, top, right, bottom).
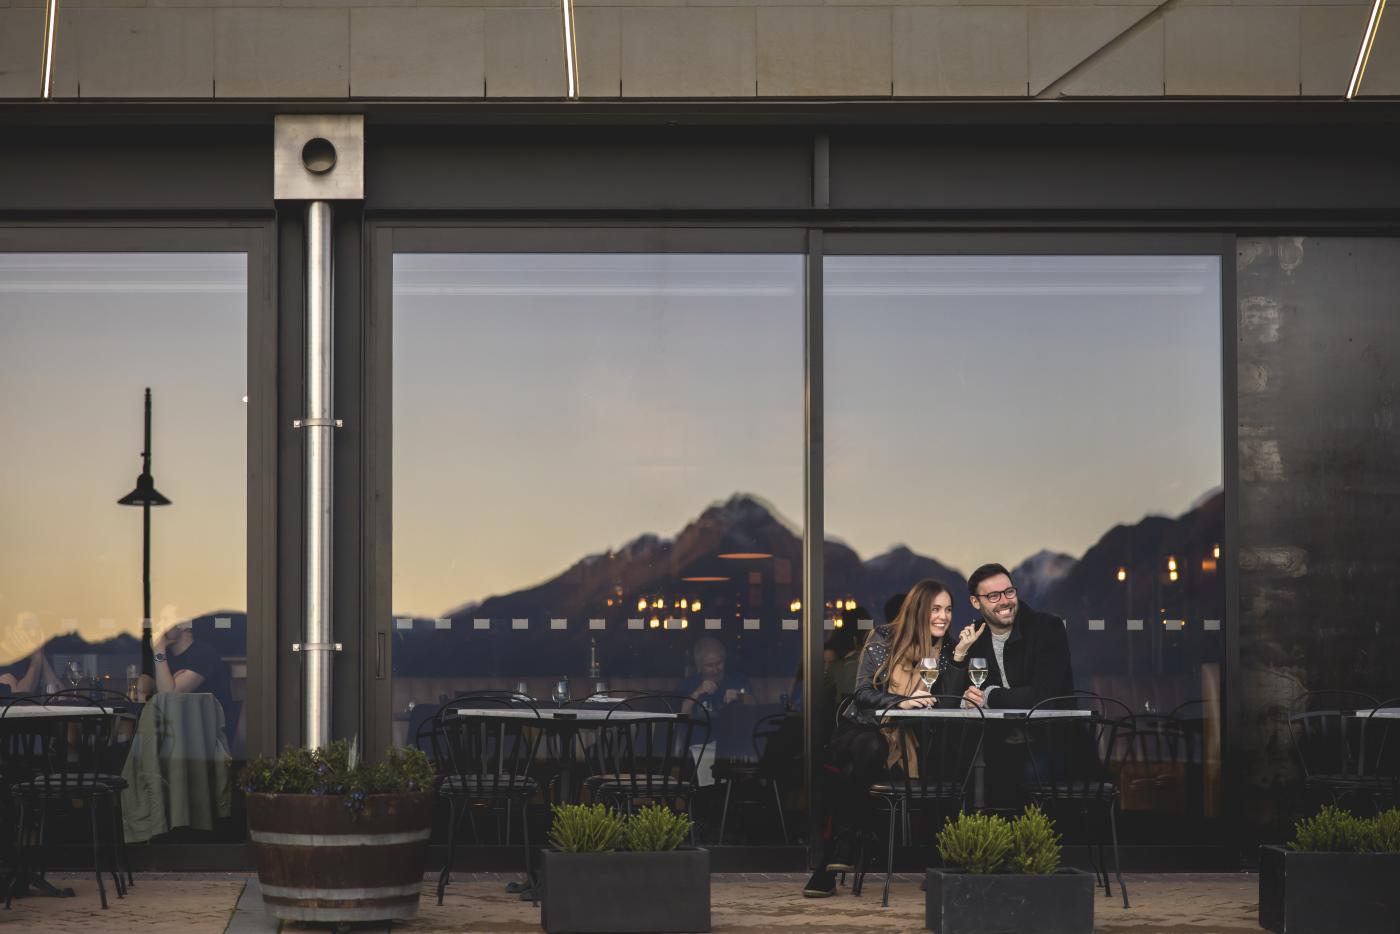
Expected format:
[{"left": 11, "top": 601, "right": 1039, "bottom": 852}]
[{"left": 842, "top": 624, "right": 968, "bottom": 727}]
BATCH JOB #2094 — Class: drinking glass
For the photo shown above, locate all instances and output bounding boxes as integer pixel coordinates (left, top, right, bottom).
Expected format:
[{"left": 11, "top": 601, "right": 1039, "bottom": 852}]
[
  {"left": 65, "top": 660, "right": 83, "bottom": 689},
  {"left": 969, "top": 658, "right": 989, "bottom": 689},
  {"left": 552, "top": 680, "right": 570, "bottom": 705},
  {"left": 917, "top": 656, "right": 940, "bottom": 692},
  {"left": 515, "top": 680, "right": 531, "bottom": 699}
]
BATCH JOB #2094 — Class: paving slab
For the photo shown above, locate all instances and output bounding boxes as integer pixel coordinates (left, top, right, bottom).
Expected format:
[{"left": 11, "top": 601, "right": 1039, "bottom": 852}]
[{"left": 0, "top": 871, "right": 1259, "bottom": 933}]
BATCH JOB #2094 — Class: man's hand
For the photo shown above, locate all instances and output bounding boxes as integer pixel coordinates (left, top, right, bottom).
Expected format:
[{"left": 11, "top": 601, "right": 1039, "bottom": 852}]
[
  {"left": 954, "top": 622, "right": 986, "bottom": 660},
  {"left": 722, "top": 688, "right": 740, "bottom": 704},
  {"left": 153, "top": 628, "right": 172, "bottom": 653},
  {"left": 962, "top": 686, "right": 986, "bottom": 708},
  {"left": 693, "top": 680, "right": 718, "bottom": 700}
]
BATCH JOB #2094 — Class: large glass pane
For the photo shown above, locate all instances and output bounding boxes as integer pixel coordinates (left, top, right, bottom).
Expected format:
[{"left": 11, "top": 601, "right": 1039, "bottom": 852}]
[
  {"left": 825, "top": 254, "right": 1225, "bottom": 841},
  {"left": 0, "top": 252, "right": 248, "bottom": 842},
  {"left": 393, "top": 252, "right": 804, "bottom": 845}
]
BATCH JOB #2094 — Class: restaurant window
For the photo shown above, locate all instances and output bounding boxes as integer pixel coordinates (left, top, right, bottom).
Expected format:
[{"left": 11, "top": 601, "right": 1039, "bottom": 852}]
[
  {"left": 0, "top": 252, "right": 249, "bottom": 843},
  {"left": 824, "top": 253, "right": 1226, "bottom": 841},
  {"left": 392, "top": 251, "right": 805, "bottom": 845}
]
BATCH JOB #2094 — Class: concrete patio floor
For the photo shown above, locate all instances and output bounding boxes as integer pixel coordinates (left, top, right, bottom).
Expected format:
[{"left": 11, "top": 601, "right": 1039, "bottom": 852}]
[{"left": 0, "top": 872, "right": 1261, "bottom": 933}]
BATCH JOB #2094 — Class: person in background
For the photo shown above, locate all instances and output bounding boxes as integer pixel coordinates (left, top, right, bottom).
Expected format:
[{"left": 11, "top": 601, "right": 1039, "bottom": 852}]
[
  {"left": 0, "top": 646, "right": 60, "bottom": 695},
  {"left": 153, "top": 620, "right": 234, "bottom": 725},
  {"left": 678, "top": 636, "right": 756, "bottom": 715}
]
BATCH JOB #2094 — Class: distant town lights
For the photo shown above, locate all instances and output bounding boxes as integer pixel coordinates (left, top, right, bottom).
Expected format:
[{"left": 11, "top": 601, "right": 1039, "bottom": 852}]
[
  {"left": 1167, "top": 556, "right": 1178, "bottom": 572},
  {"left": 1116, "top": 567, "right": 1127, "bottom": 582},
  {"left": 1169, "top": 570, "right": 1179, "bottom": 582},
  {"left": 1213, "top": 544, "right": 1221, "bottom": 559}
]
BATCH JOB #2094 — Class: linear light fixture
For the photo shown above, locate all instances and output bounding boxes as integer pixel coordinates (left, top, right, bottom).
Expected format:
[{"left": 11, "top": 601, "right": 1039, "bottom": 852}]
[
  {"left": 560, "top": 0, "right": 580, "bottom": 99},
  {"left": 1347, "top": 0, "right": 1388, "bottom": 99},
  {"left": 39, "top": 0, "right": 59, "bottom": 99}
]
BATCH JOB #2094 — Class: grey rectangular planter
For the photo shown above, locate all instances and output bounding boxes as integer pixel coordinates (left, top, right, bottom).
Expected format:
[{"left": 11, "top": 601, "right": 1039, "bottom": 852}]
[
  {"left": 539, "top": 848, "right": 710, "bottom": 933},
  {"left": 1258, "top": 845, "right": 1400, "bottom": 934},
  {"left": 925, "top": 868, "right": 1094, "bottom": 934}
]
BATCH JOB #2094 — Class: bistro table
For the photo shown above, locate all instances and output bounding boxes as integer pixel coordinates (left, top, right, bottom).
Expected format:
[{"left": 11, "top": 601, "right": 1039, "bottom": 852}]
[{"left": 877, "top": 707, "right": 1094, "bottom": 808}]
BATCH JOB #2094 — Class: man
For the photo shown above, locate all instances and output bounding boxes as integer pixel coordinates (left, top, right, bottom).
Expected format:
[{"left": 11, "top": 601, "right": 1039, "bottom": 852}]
[
  {"left": 153, "top": 619, "right": 234, "bottom": 725},
  {"left": 678, "top": 636, "right": 755, "bottom": 715},
  {"left": 958, "top": 563, "right": 1074, "bottom": 710}
]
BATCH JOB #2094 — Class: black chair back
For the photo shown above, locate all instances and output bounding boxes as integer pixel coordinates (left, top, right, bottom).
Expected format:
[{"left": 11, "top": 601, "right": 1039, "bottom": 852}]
[
  {"left": 1022, "top": 693, "right": 1135, "bottom": 805},
  {"left": 1288, "top": 690, "right": 1379, "bottom": 784},
  {"left": 592, "top": 695, "right": 708, "bottom": 805},
  {"left": 3, "top": 696, "right": 119, "bottom": 796},
  {"left": 435, "top": 694, "right": 543, "bottom": 799},
  {"left": 43, "top": 689, "right": 138, "bottom": 777},
  {"left": 1359, "top": 697, "right": 1400, "bottom": 806},
  {"left": 889, "top": 696, "right": 986, "bottom": 803}
]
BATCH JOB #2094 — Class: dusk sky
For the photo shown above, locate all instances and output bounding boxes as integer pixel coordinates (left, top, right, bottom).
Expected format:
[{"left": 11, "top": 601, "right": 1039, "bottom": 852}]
[
  {"left": 393, "top": 253, "right": 1222, "bottom": 618},
  {"left": 0, "top": 254, "right": 247, "bottom": 666},
  {"left": 0, "top": 250, "right": 1220, "bottom": 662}
]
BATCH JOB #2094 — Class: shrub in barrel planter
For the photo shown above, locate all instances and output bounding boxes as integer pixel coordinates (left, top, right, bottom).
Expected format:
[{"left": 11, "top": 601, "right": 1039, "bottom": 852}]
[
  {"left": 241, "top": 740, "right": 436, "bottom": 923},
  {"left": 1259, "top": 806, "right": 1400, "bottom": 934},
  {"left": 925, "top": 807, "right": 1094, "bottom": 934},
  {"left": 540, "top": 803, "right": 710, "bottom": 933}
]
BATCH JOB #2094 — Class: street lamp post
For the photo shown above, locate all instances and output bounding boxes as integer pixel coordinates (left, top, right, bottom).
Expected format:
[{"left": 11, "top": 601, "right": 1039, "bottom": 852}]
[{"left": 117, "top": 387, "right": 172, "bottom": 679}]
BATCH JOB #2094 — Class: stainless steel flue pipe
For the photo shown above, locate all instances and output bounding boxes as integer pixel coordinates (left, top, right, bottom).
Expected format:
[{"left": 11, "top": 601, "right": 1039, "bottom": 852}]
[{"left": 303, "top": 200, "right": 334, "bottom": 750}]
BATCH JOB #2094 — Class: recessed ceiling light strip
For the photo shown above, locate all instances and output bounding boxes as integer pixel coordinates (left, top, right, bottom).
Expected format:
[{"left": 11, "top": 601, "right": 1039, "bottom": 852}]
[
  {"left": 561, "top": 0, "right": 580, "bottom": 99},
  {"left": 39, "top": 0, "right": 59, "bottom": 99},
  {"left": 1347, "top": 0, "right": 1387, "bottom": 100}
]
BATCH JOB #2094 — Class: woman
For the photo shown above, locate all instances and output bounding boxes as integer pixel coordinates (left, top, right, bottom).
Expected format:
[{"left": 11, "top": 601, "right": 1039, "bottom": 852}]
[{"left": 803, "top": 578, "right": 985, "bottom": 897}]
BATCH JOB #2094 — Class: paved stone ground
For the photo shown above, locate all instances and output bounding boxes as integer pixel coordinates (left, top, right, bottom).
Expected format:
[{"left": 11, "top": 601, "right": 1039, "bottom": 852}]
[{"left": 0, "top": 872, "right": 1260, "bottom": 933}]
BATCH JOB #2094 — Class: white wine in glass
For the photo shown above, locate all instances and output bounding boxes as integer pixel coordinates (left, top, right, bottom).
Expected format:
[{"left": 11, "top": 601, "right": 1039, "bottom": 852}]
[
  {"left": 969, "top": 658, "right": 989, "bottom": 688},
  {"left": 917, "top": 656, "right": 940, "bottom": 692}
]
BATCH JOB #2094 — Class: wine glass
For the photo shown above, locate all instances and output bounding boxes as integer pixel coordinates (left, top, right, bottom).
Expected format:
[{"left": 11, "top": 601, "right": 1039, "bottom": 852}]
[
  {"left": 969, "top": 658, "right": 989, "bottom": 689},
  {"left": 917, "top": 656, "right": 940, "bottom": 692},
  {"left": 65, "top": 660, "right": 84, "bottom": 689},
  {"left": 515, "top": 680, "right": 531, "bottom": 699},
  {"left": 552, "top": 679, "right": 570, "bottom": 705}
]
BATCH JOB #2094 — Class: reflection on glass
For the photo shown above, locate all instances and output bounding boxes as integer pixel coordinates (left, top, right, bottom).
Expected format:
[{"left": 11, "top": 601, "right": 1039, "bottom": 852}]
[
  {"left": 392, "top": 253, "right": 804, "bottom": 844},
  {"left": 0, "top": 253, "right": 247, "bottom": 841},
  {"left": 825, "top": 254, "right": 1225, "bottom": 839}
]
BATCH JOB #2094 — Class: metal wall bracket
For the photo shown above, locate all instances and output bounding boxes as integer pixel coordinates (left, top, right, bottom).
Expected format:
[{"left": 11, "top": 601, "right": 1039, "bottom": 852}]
[
  {"left": 292, "top": 418, "right": 343, "bottom": 429},
  {"left": 292, "top": 642, "right": 343, "bottom": 653}
]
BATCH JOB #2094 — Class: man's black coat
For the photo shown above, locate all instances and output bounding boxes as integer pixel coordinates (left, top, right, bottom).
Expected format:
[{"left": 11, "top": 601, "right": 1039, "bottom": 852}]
[{"left": 955, "top": 601, "right": 1074, "bottom": 709}]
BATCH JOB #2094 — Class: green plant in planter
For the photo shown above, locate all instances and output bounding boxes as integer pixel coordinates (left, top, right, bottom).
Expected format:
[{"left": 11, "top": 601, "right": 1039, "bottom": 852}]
[
  {"left": 1289, "top": 805, "right": 1373, "bottom": 852},
  {"left": 1008, "top": 805, "right": 1062, "bottom": 874},
  {"left": 549, "top": 803, "right": 626, "bottom": 853},
  {"left": 1367, "top": 808, "right": 1400, "bottom": 853},
  {"left": 622, "top": 804, "right": 693, "bottom": 852},
  {"left": 936, "top": 811, "right": 1015, "bottom": 874},
  {"left": 240, "top": 739, "right": 434, "bottom": 810}
]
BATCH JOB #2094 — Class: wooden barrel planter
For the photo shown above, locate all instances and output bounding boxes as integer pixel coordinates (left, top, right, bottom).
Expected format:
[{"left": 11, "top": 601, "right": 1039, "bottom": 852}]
[{"left": 246, "top": 792, "right": 434, "bottom": 923}]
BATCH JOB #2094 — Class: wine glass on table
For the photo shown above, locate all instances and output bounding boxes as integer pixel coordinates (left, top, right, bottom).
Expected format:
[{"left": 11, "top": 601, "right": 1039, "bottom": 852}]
[
  {"left": 917, "top": 656, "right": 940, "bottom": 698},
  {"left": 969, "top": 658, "right": 988, "bottom": 690},
  {"left": 65, "top": 660, "right": 84, "bottom": 690}
]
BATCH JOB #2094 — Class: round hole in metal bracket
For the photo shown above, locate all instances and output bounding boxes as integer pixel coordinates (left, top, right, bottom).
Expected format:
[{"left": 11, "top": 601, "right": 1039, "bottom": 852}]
[{"left": 302, "top": 138, "right": 337, "bottom": 174}]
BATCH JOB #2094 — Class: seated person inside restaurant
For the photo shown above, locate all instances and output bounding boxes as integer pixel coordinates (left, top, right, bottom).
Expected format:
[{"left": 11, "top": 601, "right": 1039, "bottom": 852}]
[
  {"left": 955, "top": 562, "right": 1074, "bottom": 710},
  {"left": 153, "top": 620, "right": 234, "bottom": 726},
  {"left": 0, "top": 646, "right": 61, "bottom": 695},
  {"left": 805, "top": 578, "right": 981, "bottom": 897},
  {"left": 678, "top": 635, "right": 756, "bottom": 715}
]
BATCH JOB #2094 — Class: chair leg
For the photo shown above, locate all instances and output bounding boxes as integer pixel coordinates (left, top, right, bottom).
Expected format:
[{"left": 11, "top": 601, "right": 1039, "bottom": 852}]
[
  {"left": 7, "top": 801, "right": 27, "bottom": 910},
  {"left": 881, "top": 802, "right": 897, "bottom": 909},
  {"left": 505, "top": 801, "right": 512, "bottom": 847},
  {"left": 89, "top": 799, "right": 108, "bottom": 909},
  {"left": 1108, "top": 801, "right": 1129, "bottom": 910},
  {"left": 718, "top": 780, "right": 733, "bottom": 845},
  {"left": 770, "top": 780, "right": 788, "bottom": 845},
  {"left": 112, "top": 796, "right": 134, "bottom": 890},
  {"left": 437, "top": 798, "right": 458, "bottom": 906},
  {"left": 521, "top": 797, "right": 537, "bottom": 906},
  {"left": 851, "top": 831, "right": 866, "bottom": 898}
]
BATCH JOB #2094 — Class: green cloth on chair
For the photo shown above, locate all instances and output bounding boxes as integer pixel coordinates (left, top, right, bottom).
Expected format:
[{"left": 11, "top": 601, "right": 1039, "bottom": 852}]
[{"left": 121, "top": 692, "right": 232, "bottom": 843}]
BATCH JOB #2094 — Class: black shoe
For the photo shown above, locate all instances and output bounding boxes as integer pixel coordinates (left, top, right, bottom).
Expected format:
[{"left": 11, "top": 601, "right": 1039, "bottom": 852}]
[
  {"left": 825, "top": 835, "right": 857, "bottom": 872},
  {"left": 803, "top": 869, "right": 838, "bottom": 898}
]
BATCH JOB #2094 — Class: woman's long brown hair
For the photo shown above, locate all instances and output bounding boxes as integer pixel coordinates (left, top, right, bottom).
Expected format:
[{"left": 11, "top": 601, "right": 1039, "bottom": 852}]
[{"left": 873, "top": 578, "right": 953, "bottom": 689}]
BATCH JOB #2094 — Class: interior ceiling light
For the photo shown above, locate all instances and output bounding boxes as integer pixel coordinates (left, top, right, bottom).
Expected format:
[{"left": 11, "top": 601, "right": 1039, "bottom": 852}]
[
  {"left": 1347, "top": 0, "right": 1388, "bottom": 99},
  {"left": 39, "top": 0, "right": 59, "bottom": 99},
  {"left": 717, "top": 552, "right": 773, "bottom": 560},
  {"left": 682, "top": 576, "right": 730, "bottom": 582}
]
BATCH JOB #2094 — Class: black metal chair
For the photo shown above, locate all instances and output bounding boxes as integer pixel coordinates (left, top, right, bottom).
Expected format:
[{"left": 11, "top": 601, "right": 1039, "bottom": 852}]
[
  {"left": 713, "top": 709, "right": 799, "bottom": 845},
  {"left": 1021, "top": 692, "right": 1134, "bottom": 909},
  {"left": 858, "top": 696, "right": 985, "bottom": 908},
  {"left": 1287, "top": 690, "right": 1380, "bottom": 811},
  {"left": 433, "top": 694, "right": 544, "bottom": 906},
  {"left": 586, "top": 695, "right": 709, "bottom": 820},
  {"left": 1354, "top": 697, "right": 1400, "bottom": 812},
  {"left": 3, "top": 696, "right": 126, "bottom": 909}
]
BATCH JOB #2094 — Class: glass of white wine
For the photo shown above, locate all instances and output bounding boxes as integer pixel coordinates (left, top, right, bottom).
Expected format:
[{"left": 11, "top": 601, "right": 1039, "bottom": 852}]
[
  {"left": 969, "top": 657, "right": 989, "bottom": 689},
  {"left": 917, "top": 656, "right": 940, "bottom": 693}
]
